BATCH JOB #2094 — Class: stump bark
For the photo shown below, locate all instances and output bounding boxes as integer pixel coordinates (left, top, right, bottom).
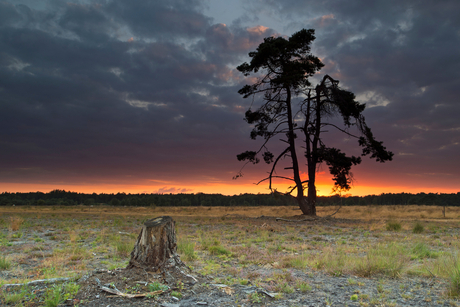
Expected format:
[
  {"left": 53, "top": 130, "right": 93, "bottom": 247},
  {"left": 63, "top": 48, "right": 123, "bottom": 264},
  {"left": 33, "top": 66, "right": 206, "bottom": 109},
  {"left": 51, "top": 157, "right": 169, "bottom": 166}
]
[{"left": 127, "top": 216, "right": 183, "bottom": 270}]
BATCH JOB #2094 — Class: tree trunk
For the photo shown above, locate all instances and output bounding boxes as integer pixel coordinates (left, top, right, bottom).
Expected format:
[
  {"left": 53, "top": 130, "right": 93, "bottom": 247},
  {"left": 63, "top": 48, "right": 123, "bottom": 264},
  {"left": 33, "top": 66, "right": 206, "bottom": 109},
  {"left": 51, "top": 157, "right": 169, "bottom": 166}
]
[{"left": 127, "top": 216, "right": 183, "bottom": 271}]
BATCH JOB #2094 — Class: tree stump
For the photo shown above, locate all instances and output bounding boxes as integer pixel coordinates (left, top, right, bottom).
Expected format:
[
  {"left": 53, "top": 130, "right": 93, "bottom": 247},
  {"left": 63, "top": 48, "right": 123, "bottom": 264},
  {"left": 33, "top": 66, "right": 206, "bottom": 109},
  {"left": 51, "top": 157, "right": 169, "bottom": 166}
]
[{"left": 127, "top": 216, "right": 183, "bottom": 271}]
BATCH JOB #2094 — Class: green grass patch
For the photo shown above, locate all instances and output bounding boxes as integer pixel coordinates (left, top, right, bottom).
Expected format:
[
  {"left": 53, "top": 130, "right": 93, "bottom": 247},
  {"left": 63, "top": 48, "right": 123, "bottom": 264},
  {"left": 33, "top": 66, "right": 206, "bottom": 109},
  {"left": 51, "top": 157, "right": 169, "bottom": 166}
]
[
  {"left": 148, "top": 282, "right": 169, "bottom": 292},
  {"left": 355, "top": 243, "right": 409, "bottom": 278},
  {"left": 448, "top": 255, "right": 460, "bottom": 297},
  {"left": 411, "top": 242, "right": 439, "bottom": 260},
  {"left": 115, "top": 240, "right": 133, "bottom": 257},
  {"left": 208, "top": 245, "right": 231, "bottom": 256},
  {"left": 296, "top": 281, "right": 312, "bottom": 292},
  {"left": 178, "top": 240, "right": 197, "bottom": 261},
  {"left": 43, "top": 282, "right": 80, "bottom": 307}
]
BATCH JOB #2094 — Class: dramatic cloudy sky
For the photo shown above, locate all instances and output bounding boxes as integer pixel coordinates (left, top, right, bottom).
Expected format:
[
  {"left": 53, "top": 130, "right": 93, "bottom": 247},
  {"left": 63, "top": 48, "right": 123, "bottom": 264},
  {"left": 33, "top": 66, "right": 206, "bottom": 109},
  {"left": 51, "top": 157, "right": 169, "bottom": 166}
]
[{"left": 1, "top": 0, "right": 459, "bottom": 196}]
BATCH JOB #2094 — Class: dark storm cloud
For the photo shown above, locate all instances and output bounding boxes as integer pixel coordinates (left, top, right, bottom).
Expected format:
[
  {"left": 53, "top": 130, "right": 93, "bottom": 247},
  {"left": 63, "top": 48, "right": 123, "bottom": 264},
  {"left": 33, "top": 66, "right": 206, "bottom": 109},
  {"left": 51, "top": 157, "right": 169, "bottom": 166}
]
[
  {"left": 105, "top": 0, "right": 211, "bottom": 39},
  {"left": 0, "top": 0, "right": 274, "bottom": 188},
  {"left": 2, "top": 0, "right": 459, "bottom": 193},
  {"left": 245, "top": 0, "right": 460, "bottom": 188}
]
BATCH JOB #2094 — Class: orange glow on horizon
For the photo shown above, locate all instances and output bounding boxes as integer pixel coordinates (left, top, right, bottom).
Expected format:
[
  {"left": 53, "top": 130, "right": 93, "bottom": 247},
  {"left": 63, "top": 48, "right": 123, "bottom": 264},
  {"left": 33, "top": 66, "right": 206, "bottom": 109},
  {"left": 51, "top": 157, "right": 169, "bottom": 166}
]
[{"left": 1, "top": 182, "right": 458, "bottom": 197}]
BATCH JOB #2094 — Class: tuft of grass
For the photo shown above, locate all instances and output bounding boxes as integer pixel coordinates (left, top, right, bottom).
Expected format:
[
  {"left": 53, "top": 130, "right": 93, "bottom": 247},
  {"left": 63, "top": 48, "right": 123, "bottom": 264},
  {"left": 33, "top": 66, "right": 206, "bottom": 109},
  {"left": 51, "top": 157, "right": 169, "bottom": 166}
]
[
  {"left": 2, "top": 288, "right": 27, "bottom": 305},
  {"left": 9, "top": 216, "right": 24, "bottom": 231},
  {"left": 276, "top": 282, "right": 294, "bottom": 294},
  {"left": 355, "top": 243, "right": 409, "bottom": 278},
  {"left": 0, "top": 255, "right": 11, "bottom": 270},
  {"left": 411, "top": 242, "right": 439, "bottom": 260},
  {"left": 43, "top": 282, "right": 80, "bottom": 307},
  {"left": 312, "top": 247, "right": 348, "bottom": 276},
  {"left": 148, "top": 282, "right": 169, "bottom": 292},
  {"left": 386, "top": 220, "right": 402, "bottom": 231},
  {"left": 248, "top": 292, "right": 263, "bottom": 303},
  {"left": 448, "top": 255, "right": 460, "bottom": 297},
  {"left": 178, "top": 240, "right": 197, "bottom": 261},
  {"left": 208, "top": 245, "right": 231, "bottom": 256},
  {"left": 69, "top": 246, "right": 92, "bottom": 261},
  {"left": 115, "top": 240, "right": 133, "bottom": 257},
  {"left": 297, "top": 281, "right": 312, "bottom": 292},
  {"left": 171, "top": 290, "right": 182, "bottom": 298},
  {"left": 44, "top": 285, "right": 63, "bottom": 307},
  {"left": 282, "top": 254, "right": 308, "bottom": 269},
  {"left": 412, "top": 222, "right": 424, "bottom": 234}
]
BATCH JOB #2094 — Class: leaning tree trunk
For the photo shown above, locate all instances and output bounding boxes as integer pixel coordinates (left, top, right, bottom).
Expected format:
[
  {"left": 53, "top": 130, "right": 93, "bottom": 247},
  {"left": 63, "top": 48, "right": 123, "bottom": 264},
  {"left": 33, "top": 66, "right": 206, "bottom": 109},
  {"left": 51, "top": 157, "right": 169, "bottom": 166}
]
[{"left": 127, "top": 216, "right": 184, "bottom": 271}]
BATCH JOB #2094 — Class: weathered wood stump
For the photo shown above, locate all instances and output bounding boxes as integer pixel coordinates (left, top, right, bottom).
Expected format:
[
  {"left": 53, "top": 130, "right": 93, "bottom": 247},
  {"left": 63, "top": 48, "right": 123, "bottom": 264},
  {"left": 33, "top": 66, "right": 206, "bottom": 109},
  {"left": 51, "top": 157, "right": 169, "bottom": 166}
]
[{"left": 127, "top": 216, "right": 184, "bottom": 271}]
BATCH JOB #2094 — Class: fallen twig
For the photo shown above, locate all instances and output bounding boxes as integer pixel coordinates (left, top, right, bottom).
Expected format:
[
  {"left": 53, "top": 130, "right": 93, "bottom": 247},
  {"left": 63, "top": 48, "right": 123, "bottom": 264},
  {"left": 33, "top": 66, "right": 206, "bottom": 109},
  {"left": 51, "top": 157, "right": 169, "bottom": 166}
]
[
  {"left": 324, "top": 205, "right": 342, "bottom": 218},
  {"left": 258, "top": 289, "right": 279, "bottom": 298},
  {"left": 1, "top": 277, "right": 72, "bottom": 290},
  {"left": 101, "top": 286, "right": 164, "bottom": 298},
  {"left": 275, "top": 217, "right": 316, "bottom": 222}
]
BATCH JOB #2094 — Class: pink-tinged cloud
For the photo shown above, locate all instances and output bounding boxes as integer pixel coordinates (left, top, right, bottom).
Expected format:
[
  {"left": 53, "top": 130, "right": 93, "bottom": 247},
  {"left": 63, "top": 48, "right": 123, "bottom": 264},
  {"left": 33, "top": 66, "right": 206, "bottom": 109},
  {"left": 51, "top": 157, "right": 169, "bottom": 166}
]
[
  {"left": 313, "top": 14, "right": 336, "bottom": 28},
  {"left": 154, "top": 187, "right": 194, "bottom": 194},
  {"left": 246, "top": 25, "right": 269, "bottom": 35}
]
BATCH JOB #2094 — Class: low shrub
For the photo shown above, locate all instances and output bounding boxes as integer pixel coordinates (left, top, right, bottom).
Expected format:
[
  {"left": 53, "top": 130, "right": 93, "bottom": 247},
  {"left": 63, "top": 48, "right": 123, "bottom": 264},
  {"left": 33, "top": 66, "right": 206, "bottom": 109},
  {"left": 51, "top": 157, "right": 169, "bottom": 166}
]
[
  {"left": 386, "top": 220, "right": 402, "bottom": 231},
  {"left": 412, "top": 222, "right": 424, "bottom": 234}
]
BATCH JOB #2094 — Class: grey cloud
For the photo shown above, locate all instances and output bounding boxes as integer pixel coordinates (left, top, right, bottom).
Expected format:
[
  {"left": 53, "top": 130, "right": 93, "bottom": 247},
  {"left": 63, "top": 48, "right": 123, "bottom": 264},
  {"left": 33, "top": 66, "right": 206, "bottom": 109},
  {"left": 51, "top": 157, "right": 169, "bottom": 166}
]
[
  {"left": 3, "top": 0, "right": 457, "bottom": 193},
  {"left": 106, "top": 0, "right": 212, "bottom": 39},
  {"left": 0, "top": 0, "right": 265, "bottom": 188}
]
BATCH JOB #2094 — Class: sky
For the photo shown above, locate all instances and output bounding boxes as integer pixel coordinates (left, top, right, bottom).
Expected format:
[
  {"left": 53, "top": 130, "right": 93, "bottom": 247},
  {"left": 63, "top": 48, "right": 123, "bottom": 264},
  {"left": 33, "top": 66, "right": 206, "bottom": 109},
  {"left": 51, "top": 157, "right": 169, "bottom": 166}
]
[{"left": 1, "top": 0, "right": 459, "bottom": 196}]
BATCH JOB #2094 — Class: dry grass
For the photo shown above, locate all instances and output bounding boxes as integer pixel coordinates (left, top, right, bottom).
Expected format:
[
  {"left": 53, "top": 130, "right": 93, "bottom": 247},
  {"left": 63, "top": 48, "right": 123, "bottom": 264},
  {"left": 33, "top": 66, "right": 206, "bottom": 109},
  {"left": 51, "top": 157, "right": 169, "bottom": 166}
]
[
  {"left": 1, "top": 204, "right": 460, "bottom": 300},
  {"left": 2, "top": 204, "right": 459, "bottom": 220},
  {"left": 8, "top": 216, "right": 23, "bottom": 231}
]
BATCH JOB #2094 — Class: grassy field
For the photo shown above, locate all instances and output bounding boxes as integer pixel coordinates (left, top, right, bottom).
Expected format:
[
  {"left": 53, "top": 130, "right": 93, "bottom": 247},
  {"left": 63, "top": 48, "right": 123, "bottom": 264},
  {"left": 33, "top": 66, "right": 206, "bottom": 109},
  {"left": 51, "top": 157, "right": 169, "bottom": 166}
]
[{"left": 1, "top": 204, "right": 460, "bottom": 306}]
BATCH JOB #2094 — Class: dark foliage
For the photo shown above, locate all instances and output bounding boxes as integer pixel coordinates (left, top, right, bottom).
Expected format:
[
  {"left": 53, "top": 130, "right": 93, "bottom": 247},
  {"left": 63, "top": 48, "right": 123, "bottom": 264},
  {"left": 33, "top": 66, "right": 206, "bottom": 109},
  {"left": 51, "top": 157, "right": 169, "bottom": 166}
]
[{"left": 0, "top": 190, "right": 458, "bottom": 207}]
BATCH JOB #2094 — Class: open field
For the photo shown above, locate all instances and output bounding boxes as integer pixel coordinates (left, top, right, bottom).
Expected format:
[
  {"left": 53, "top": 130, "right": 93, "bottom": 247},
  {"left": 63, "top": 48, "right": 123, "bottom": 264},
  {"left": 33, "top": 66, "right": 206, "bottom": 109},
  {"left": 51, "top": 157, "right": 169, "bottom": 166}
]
[{"left": 1, "top": 205, "right": 460, "bottom": 306}]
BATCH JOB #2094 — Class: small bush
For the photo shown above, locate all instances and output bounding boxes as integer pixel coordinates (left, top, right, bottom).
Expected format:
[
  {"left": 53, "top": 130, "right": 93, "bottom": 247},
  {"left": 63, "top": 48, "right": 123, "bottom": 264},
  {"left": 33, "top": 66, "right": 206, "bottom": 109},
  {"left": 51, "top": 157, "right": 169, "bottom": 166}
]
[
  {"left": 208, "top": 245, "right": 231, "bottom": 256},
  {"left": 386, "top": 220, "right": 402, "bottom": 231},
  {"left": 412, "top": 222, "right": 424, "bottom": 234}
]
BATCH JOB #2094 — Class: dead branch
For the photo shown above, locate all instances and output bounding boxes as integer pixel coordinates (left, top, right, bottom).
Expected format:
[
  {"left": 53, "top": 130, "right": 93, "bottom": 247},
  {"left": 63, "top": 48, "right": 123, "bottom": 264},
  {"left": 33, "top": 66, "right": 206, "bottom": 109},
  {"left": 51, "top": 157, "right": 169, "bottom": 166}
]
[
  {"left": 1, "top": 277, "right": 71, "bottom": 290},
  {"left": 275, "top": 217, "right": 317, "bottom": 222},
  {"left": 101, "top": 286, "right": 164, "bottom": 298},
  {"left": 324, "top": 205, "right": 342, "bottom": 218}
]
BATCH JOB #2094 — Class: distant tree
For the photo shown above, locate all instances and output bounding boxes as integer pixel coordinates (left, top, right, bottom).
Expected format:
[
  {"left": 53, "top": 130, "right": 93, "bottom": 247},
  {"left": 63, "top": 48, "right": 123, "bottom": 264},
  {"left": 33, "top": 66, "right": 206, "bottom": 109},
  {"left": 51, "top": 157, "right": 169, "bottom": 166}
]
[{"left": 236, "top": 29, "right": 393, "bottom": 215}]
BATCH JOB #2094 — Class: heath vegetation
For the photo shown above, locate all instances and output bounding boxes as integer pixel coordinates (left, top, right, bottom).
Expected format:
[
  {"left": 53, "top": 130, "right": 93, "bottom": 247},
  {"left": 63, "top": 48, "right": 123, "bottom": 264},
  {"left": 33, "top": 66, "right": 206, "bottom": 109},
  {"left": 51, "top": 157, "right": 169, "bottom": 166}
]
[{"left": 0, "top": 204, "right": 459, "bottom": 306}]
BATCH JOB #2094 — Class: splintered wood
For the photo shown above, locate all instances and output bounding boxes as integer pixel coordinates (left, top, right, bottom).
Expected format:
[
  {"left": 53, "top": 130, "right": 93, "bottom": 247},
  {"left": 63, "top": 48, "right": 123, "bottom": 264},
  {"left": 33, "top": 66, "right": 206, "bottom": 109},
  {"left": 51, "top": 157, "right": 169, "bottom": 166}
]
[{"left": 127, "top": 216, "right": 183, "bottom": 271}]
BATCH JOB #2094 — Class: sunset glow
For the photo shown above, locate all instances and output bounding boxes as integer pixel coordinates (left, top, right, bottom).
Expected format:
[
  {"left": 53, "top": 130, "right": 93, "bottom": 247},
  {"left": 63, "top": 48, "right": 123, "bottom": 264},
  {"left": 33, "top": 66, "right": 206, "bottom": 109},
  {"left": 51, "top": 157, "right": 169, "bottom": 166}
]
[{"left": 1, "top": 1, "right": 459, "bottom": 197}]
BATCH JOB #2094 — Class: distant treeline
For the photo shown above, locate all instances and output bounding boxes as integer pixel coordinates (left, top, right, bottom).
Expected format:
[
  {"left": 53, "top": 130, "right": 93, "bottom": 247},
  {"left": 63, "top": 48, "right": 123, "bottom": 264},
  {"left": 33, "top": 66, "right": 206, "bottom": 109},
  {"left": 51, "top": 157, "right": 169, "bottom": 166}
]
[{"left": 1, "top": 190, "right": 460, "bottom": 207}]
